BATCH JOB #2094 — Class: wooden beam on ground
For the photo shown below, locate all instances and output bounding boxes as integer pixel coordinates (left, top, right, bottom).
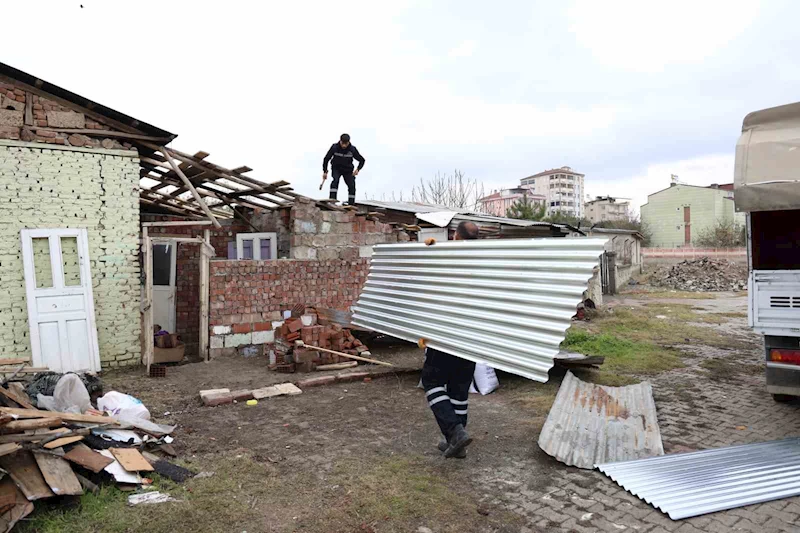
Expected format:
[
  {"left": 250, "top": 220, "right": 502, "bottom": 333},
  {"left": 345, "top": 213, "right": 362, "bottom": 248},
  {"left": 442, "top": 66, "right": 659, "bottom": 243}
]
[
  {"left": 159, "top": 148, "right": 222, "bottom": 229},
  {"left": 0, "top": 418, "right": 61, "bottom": 433},
  {"left": 0, "top": 408, "right": 119, "bottom": 425}
]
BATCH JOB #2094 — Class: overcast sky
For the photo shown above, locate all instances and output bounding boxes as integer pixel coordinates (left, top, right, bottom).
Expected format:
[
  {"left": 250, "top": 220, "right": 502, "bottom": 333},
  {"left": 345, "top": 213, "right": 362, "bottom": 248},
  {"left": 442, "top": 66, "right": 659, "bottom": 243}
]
[{"left": 6, "top": 1, "right": 800, "bottom": 213}]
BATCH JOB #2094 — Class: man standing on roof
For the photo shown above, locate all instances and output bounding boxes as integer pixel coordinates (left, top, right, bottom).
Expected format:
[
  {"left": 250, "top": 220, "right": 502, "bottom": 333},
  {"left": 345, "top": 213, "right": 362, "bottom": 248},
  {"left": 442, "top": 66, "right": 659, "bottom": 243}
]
[
  {"left": 322, "top": 133, "right": 365, "bottom": 205},
  {"left": 420, "top": 220, "right": 480, "bottom": 459}
]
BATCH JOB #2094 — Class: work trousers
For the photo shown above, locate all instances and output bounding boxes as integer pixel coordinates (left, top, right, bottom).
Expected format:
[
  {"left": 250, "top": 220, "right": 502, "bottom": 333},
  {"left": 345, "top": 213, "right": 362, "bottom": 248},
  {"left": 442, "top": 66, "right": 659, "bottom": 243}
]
[
  {"left": 329, "top": 168, "right": 356, "bottom": 204},
  {"left": 421, "top": 348, "right": 476, "bottom": 441}
]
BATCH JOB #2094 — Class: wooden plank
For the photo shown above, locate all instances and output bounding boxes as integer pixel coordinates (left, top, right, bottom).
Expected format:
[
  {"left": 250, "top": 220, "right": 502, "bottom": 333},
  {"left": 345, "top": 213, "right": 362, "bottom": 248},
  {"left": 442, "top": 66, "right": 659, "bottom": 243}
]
[
  {"left": 63, "top": 443, "right": 114, "bottom": 473},
  {"left": 142, "top": 220, "right": 214, "bottom": 228},
  {"left": 300, "top": 343, "right": 393, "bottom": 367},
  {"left": 0, "top": 444, "right": 20, "bottom": 458},
  {"left": 5, "top": 383, "right": 30, "bottom": 408},
  {"left": 97, "top": 450, "right": 142, "bottom": 484},
  {"left": 0, "top": 477, "right": 34, "bottom": 532},
  {"left": 0, "top": 407, "right": 119, "bottom": 425},
  {"left": 33, "top": 451, "right": 83, "bottom": 496},
  {"left": 200, "top": 228, "right": 210, "bottom": 362},
  {"left": 0, "top": 414, "right": 15, "bottom": 427},
  {"left": 0, "top": 359, "right": 29, "bottom": 367},
  {"left": 316, "top": 361, "right": 358, "bottom": 371},
  {"left": 0, "top": 429, "right": 68, "bottom": 444},
  {"left": 43, "top": 435, "right": 84, "bottom": 449},
  {"left": 25, "top": 127, "right": 172, "bottom": 142},
  {"left": 110, "top": 448, "right": 154, "bottom": 472},
  {"left": 0, "top": 385, "right": 35, "bottom": 409},
  {"left": 159, "top": 148, "right": 222, "bottom": 229},
  {"left": 0, "top": 450, "right": 55, "bottom": 500},
  {"left": 143, "top": 227, "right": 153, "bottom": 374},
  {"left": 0, "top": 368, "right": 49, "bottom": 374},
  {"left": 0, "top": 417, "right": 62, "bottom": 433}
]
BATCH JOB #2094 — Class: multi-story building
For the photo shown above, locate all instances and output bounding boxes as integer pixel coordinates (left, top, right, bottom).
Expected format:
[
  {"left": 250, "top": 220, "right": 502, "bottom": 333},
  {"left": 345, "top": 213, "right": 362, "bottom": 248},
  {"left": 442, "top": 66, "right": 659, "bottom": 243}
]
[
  {"left": 585, "top": 196, "right": 630, "bottom": 224},
  {"left": 477, "top": 188, "right": 546, "bottom": 217},
  {"left": 641, "top": 183, "right": 746, "bottom": 247},
  {"left": 520, "top": 166, "right": 585, "bottom": 218}
]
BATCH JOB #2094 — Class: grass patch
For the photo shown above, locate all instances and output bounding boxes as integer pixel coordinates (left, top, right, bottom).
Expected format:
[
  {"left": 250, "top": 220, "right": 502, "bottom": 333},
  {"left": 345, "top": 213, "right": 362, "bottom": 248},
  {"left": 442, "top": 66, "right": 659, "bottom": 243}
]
[
  {"left": 563, "top": 329, "right": 684, "bottom": 375},
  {"left": 570, "top": 369, "right": 642, "bottom": 387},
  {"left": 714, "top": 311, "right": 748, "bottom": 319}
]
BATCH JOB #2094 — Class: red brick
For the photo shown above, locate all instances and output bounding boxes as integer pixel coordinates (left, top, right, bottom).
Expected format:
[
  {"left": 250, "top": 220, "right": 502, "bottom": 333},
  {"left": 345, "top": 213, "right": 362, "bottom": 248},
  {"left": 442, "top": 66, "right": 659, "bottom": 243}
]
[
  {"left": 203, "top": 392, "right": 233, "bottom": 407},
  {"left": 253, "top": 322, "right": 272, "bottom": 332},
  {"left": 232, "top": 323, "right": 252, "bottom": 334},
  {"left": 296, "top": 375, "right": 336, "bottom": 388}
]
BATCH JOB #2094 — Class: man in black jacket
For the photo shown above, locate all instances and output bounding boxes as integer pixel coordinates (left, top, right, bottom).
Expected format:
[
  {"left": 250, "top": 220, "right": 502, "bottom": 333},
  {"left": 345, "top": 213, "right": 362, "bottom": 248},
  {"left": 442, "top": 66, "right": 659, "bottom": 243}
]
[
  {"left": 322, "top": 133, "right": 365, "bottom": 205},
  {"left": 421, "top": 221, "right": 480, "bottom": 459}
]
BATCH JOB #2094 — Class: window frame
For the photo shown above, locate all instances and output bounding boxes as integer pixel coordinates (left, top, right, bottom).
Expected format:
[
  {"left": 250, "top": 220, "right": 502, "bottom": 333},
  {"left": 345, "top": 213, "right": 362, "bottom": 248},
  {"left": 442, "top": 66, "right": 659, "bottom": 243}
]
[{"left": 235, "top": 232, "right": 278, "bottom": 260}]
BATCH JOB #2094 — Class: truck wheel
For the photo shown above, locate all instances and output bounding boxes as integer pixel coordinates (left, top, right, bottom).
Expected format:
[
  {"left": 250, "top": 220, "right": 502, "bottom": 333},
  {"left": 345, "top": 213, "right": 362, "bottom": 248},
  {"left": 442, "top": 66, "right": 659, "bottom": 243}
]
[{"left": 772, "top": 394, "right": 795, "bottom": 403}]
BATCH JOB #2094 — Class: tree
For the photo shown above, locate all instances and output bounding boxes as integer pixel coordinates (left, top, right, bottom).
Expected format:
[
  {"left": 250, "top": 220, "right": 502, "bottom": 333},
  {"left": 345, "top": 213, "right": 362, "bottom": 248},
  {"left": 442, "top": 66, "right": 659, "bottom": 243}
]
[
  {"left": 506, "top": 194, "right": 546, "bottom": 220},
  {"left": 410, "top": 170, "right": 485, "bottom": 210},
  {"left": 592, "top": 216, "right": 653, "bottom": 247},
  {"left": 694, "top": 219, "right": 746, "bottom": 248}
]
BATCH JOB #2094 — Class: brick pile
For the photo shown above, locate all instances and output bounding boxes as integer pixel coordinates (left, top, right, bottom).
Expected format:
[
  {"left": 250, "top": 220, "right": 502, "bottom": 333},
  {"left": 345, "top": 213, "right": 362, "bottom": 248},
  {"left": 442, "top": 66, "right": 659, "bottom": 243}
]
[{"left": 269, "top": 311, "right": 370, "bottom": 373}]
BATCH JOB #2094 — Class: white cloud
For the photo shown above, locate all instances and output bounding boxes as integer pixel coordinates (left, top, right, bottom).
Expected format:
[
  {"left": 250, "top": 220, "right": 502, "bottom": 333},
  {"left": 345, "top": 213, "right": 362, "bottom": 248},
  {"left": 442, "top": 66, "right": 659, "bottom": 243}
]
[
  {"left": 449, "top": 40, "right": 477, "bottom": 58},
  {"left": 568, "top": 0, "right": 760, "bottom": 72},
  {"left": 587, "top": 153, "right": 735, "bottom": 215}
]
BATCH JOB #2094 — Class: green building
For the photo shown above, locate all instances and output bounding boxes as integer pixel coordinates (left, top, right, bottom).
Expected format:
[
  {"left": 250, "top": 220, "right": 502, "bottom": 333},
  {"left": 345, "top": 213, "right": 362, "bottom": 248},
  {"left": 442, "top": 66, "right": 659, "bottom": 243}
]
[{"left": 640, "top": 183, "right": 745, "bottom": 248}]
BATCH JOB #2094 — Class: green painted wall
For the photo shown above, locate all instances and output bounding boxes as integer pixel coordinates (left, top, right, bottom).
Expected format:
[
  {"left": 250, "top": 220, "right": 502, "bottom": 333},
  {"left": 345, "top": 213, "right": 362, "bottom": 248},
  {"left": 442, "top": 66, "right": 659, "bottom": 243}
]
[{"left": 641, "top": 185, "right": 742, "bottom": 248}]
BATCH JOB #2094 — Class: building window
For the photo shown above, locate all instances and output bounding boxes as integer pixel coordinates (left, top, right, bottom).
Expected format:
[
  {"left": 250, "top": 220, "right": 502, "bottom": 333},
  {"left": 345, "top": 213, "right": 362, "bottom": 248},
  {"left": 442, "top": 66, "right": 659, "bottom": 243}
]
[{"left": 235, "top": 232, "right": 277, "bottom": 260}]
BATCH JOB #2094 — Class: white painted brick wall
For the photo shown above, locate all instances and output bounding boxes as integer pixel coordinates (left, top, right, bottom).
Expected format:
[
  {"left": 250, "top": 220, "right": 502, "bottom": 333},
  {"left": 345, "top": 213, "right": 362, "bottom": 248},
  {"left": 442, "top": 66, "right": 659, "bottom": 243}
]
[{"left": 0, "top": 141, "right": 141, "bottom": 368}]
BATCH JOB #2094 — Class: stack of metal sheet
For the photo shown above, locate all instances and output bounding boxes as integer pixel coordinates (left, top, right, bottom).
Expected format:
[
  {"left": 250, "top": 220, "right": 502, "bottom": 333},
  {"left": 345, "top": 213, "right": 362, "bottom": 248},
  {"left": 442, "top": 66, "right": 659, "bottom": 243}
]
[
  {"left": 351, "top": 238, "right": 607, "bottom": 382},
  {"left": 596, "top": 437, "right": 800, "bottom": 520}
]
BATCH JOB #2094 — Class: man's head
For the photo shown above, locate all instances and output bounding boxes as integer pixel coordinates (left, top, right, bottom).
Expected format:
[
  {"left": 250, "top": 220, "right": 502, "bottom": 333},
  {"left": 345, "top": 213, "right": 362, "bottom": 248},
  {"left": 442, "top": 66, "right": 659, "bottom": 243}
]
[
  {"left": 339, "top": 133, "right": 351, "bottom": 148},
  {"left": 454, "top": 221, "right": 480, "bottom": 241}
]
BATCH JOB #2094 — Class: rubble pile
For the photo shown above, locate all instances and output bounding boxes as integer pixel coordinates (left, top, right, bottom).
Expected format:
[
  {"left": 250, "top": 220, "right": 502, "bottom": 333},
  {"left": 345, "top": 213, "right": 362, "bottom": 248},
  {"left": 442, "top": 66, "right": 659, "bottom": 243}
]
[
  {"left": 653, "top": 257, "right": 747, "bottom": 292},
  {"left": 270, "top": 307, "right": 371, "bottom": 373},
  {"left": 0, "top": 371, "right": 186, "bottom": 530}
]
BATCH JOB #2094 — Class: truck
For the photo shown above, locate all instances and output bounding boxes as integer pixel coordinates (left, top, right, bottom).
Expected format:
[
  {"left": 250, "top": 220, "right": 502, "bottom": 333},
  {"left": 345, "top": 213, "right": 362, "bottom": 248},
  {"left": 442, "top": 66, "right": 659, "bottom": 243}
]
[{"left": 735, "top": 101, "right": 800, "bottom": 402}]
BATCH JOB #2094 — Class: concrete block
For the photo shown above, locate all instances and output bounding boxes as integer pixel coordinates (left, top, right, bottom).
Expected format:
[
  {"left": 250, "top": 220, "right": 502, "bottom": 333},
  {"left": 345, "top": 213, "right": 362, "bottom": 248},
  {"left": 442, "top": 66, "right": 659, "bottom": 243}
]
[
  {"left": 46, "top": 111, "right": 86, "bottom": 128},
  {"left": 252, "top": 330, "right": 275, "bottom": 344},
  {"left": 224, "top": 333, "right": 252, "bottom": 348},
  {"left": 293, "top": 219, "right": 317, "bottom": 234},
  {"left": 271, "top": 321, "right": 285, "bottom": 330},
  {"left": 291, "top": 246, "right": 317, "bottom": 260},
  {"left": 359, "top": 245, "right": 374, "bottom": 258},
  {"left": 0, "top": 110, "right": 23, "bottom": 127},
  {"left": 212, "top": 325, "right": 231, "bottom": 335},
  {"left": 321, "top": 221, "right": 331, "bottom": 233},
  {"left": 210, "top": 336, "right": 224, "bottom": 349},
  {"left": 318, "top": 248, "right": 339, "bottom": 260}
]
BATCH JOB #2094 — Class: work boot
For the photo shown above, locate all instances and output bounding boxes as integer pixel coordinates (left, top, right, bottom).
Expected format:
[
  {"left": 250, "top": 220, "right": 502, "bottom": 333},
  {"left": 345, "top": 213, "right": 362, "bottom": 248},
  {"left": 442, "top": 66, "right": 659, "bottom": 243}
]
[
  {"left": 444, "top": 424, "right": 472, "bottom": 459},
  {"left": 437, "top": 438, "right": 466, "bottom": 458}
]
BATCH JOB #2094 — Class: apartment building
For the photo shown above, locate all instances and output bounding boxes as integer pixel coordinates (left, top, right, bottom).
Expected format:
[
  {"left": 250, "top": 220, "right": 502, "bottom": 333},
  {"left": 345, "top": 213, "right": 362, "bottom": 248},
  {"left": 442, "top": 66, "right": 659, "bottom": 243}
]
[
  {"left": 585, "top": 196, "right": 630, "bottom": 224},
  {"left": 520, "top": 166, "right": 585, "bottom": 218},
  {"left": 477, "top": 188, "right": 546, "bottom": 217}
]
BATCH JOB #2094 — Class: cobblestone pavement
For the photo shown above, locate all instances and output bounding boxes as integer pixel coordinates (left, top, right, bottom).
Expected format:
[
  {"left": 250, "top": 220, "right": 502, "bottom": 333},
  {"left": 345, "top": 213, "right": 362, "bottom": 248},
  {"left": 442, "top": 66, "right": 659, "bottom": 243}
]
[{"left": 479, "top": 296, "right": 800, "bottom": 533}]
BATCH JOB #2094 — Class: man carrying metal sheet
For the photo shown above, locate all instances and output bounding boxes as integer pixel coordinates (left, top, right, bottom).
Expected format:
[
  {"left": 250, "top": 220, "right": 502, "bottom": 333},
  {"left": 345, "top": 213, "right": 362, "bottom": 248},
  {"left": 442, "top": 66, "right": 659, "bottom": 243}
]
[{"left": 421, "top": 221, "right": 479, "bottom": 459}]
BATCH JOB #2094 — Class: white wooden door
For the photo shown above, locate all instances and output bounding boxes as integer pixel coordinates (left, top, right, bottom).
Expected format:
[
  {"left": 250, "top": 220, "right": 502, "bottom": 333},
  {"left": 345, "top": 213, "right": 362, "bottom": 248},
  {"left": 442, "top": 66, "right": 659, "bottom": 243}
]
[
  {"left": 21, "top": 228, "right": 101, "bottom": 373},
  {"left": 151, "top": 241, "right": 177, "bottom": 333}
]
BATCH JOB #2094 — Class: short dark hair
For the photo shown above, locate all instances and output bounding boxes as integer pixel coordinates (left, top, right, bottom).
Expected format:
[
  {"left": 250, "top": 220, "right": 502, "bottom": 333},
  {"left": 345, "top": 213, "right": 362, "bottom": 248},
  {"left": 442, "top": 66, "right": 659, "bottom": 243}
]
[
  {"left": 456, "top": 221, "right": 480, "bottom": 240},
  {"left": 340, "top": 133, "right": 351, "bottom": 143}
]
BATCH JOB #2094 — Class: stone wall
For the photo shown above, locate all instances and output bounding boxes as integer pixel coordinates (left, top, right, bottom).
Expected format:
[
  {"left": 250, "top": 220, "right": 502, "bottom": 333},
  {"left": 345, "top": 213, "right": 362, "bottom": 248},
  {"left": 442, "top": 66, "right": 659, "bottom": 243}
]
[
  {"left": 0, "top": 140, "right": 141, "bottom": 367},
  {"left": 0, "top": 82, "right": 134, "bottom": 150},
  {"left": 207, "top": 258, "right": 370, "bottom": 358}
]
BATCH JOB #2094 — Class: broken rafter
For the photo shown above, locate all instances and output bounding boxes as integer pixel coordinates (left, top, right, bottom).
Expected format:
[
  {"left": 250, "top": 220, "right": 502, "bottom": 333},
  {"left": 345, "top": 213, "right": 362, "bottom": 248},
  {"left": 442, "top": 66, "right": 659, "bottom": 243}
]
[
  {"left": 158, "top": 147, "right": 222, "bottom": 229},
  {"left": 28, "top": 127, "right": 173, "bottom": 143},
  {"left": 140, "top": 188, "right": 231, "bottom": 219}
]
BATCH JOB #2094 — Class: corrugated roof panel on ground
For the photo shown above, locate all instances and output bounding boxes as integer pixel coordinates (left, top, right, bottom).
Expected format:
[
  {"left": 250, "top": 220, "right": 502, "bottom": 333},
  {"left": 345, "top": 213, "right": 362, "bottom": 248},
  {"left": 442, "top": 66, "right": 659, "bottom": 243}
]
[
  {"left": 596, "top": 437, "right": 800, "bottom": 520},
  {"left": 351, "top": 238, "right": 607, "bottom": 382},
  {"left": 538, "top": 371, "right": 664, "bottom": 469}
]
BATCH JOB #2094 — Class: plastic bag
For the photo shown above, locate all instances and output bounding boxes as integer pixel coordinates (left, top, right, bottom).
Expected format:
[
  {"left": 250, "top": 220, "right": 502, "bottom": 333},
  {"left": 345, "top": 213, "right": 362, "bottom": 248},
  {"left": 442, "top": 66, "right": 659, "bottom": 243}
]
[
  {"left": 469, "top": 363, "right": 500, "bottom": 395},
  {"left": 37, "top": 373, "right": 92, "bottom": 414},
  {"left": 98, "top": 391, "right": 151, "bottom": 421}
]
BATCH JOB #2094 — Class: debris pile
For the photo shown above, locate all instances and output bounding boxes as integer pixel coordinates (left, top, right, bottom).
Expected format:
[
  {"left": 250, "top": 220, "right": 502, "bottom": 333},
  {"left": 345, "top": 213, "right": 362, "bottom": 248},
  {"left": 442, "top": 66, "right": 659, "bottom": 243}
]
[
  {"left": 0, "top": 371, "right": 185, "bottom": 530},
  {"left": 652, "top": 257, "right": 747, "bottom": 292},
  {"left": 270, "top": 308, "right": 372, "bottom": 373}
]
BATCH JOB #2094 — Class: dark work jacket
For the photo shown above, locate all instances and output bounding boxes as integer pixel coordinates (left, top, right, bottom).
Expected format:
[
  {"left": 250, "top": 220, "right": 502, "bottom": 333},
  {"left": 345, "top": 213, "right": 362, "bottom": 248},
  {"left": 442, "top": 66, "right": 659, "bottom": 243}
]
[{"left": 323, "top": 143, "right": 365, "bottom": 173}]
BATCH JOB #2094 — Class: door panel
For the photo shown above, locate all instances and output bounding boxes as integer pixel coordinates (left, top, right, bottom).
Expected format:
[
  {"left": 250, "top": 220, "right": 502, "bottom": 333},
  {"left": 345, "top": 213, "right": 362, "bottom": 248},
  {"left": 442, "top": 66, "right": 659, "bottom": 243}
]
[
  {"left": 21, "top": 228, "right": 100, "bottom": 373},
  {"left": 151, "top": 242, "right": 176, "bottom": 333}
]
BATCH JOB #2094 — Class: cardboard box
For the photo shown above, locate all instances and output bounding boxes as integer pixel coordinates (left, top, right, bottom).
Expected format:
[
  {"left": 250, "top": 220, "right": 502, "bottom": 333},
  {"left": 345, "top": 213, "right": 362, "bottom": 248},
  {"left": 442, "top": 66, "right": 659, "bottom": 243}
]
[{"left": 153, "top": 341, "right": 185, "bottom": 364}]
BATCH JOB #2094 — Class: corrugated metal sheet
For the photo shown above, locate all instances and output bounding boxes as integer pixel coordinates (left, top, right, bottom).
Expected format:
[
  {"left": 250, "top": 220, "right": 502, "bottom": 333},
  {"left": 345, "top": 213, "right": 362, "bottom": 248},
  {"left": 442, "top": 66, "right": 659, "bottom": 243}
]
[
  {"left": 351, "top": 238, "right": 606, "bottom": 382},
  {"left": 596, "top": 438, "right": 800, "bottom": 520},
  {"left": 538, "top": 372, "right": 664, "bottom": 469}
]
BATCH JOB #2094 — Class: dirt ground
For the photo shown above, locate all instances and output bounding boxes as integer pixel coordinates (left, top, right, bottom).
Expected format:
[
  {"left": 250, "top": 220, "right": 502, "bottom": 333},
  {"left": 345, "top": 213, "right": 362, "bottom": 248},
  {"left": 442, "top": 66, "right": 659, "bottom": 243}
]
[{"left": 20, "top": 286, "right": 800, "bottom": 533}]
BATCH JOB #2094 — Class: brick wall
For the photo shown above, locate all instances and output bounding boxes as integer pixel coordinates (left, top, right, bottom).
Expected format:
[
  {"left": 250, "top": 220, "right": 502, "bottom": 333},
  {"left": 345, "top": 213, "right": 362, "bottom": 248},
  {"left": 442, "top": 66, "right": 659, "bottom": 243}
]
[
  {"left": 0, "top": 140, "right": 141, "bottom": 367},
  {"left": 643, "top": 247, "right": 746, "bottom": 259},
  {"left": 207, "top": 258, "right": 370, "bottom": 357},
  {"left": 0, "top": 82, "right": 132, "bottom": 150}
]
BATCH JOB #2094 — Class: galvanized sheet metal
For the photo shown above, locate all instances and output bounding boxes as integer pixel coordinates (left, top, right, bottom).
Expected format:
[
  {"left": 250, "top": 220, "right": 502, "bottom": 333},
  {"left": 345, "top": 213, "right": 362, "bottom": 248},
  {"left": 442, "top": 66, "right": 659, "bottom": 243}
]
[
  {"left": 351, "top": 238, "right": 606, "bottom": 382},
  {"left": 596, "top": 438, "right": 800, "bottom": 520},
  {"left": 538, "top": 371, "right": 664, "bottom": 469}
]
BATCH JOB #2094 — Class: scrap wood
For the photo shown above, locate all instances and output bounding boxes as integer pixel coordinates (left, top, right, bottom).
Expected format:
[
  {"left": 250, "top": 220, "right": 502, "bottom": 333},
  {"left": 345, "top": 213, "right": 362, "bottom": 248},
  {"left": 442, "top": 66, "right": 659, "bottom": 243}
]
[
  {"left": 0, "top": 451, "right": 54, "bottom": 500},
  {"left": 0, "top": 387, "right": 34, "bottom": 410},
  {"left": 43, "top": 435, "right": 84, "bottom": 450},
  {"left": 0, "top": 477, "right": 33, "bottom": 533},
  {"left": 141, "top": 452, "right": 193, "bottom": 483},
  {"left": 0, "top": 428, "right": 69, "bottom": 445},
  {"left": 316, "top": 361, "right": 358, "bottom": 371},
  {"left": 251, "top": 383, "right": 302, "bottom": 400},
  {"left": 0, "top": 360, "right": 29, "bottom": 368},
  {"left": 33, "top": 451, "right": 83, "bottom": 496},
  {"left": 74, "top": 472, "right": 99, "bottom": 494},
  {"left": 111, "top": 448, "right": 154, "bottom": 472},
  {"left": 98, "top": 450, "right": 142, "bottom": 484},
  {"left": 554, "top": 351, "right": 606, "bottom": 368},
  {"left": 128, "top": 491, "right": 179, "bottom": 505},
  {"left": 5, "top": 384, "right": 30, "bottom": 407},
  {"left": 64, "top": 443, "right": 114, "bottom": 473},
  {"left": 298, "top": 342, "right": 393, "bottom": 367},
  {"left": 0, "top": 444, "right": 20, "bottom": 458},
  {"left": 0, "top": 417, "right": 62, "bottom": 434},
  {"left": 0, "top": 415, "right": 14, "bottom": 427},
  {"left": 0, "top": 407, "right": 119, "bottom": 426}
]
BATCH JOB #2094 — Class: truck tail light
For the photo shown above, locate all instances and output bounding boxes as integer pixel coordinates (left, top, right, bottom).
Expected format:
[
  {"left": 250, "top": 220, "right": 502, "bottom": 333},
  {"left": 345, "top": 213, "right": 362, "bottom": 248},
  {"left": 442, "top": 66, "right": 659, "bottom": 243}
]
[{"left": 769, "top": 349, "right": 800, "bottom": 365}]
